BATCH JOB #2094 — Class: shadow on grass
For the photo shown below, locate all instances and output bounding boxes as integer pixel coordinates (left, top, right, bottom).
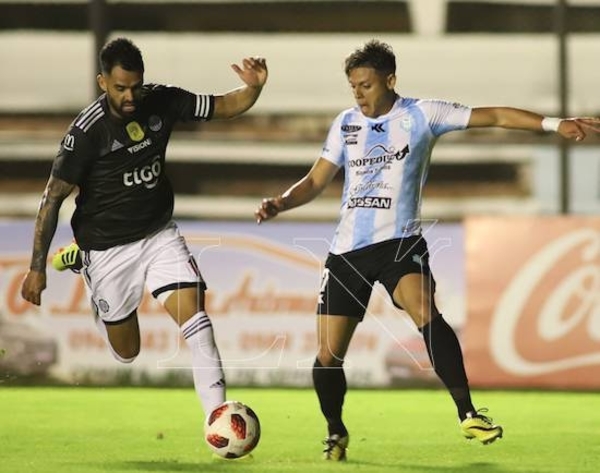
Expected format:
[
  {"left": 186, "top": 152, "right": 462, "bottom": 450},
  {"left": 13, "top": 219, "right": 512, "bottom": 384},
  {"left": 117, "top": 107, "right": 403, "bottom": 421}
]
[
  {"left": 103, "top": 458, "right": 259, "bottom": 472},
  {"left": 102, "top": 461, "right": 199, "bottom": 472},
  {"left": 350, "top": 461, "right": 542, "bottom": 473},
  {"left": 104, "top": 459, "right": 542, "bottom": 473}
]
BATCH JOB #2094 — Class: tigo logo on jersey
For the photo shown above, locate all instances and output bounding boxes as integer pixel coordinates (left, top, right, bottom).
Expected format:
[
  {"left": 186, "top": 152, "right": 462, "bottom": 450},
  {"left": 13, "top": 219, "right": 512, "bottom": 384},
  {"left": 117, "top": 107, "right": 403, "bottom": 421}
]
[{"left": 123, "top": 157, "right": 162, "bottom": 189}]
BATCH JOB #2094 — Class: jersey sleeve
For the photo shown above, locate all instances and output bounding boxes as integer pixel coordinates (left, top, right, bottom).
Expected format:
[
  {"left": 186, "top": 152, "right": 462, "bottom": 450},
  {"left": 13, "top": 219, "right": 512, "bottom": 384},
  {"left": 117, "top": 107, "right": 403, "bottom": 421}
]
[
  {"left": 320, "top": 112, "right": 346, "bottom": 167},
  {"left": 51, "top": 126, "right": 95, "bottom": 185},
  {"left": 155, "top": 85, "right": 215, "bottom": 122},
  {"left": 417, "top": 99, "right": 472, "bottom": 137}
]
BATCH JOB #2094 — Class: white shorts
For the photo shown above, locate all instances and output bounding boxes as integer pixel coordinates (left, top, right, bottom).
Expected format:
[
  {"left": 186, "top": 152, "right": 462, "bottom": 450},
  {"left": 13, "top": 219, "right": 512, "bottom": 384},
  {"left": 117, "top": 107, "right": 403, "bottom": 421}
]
[{"left": 81, "top": 221, "right": 206, "bottom": 323}]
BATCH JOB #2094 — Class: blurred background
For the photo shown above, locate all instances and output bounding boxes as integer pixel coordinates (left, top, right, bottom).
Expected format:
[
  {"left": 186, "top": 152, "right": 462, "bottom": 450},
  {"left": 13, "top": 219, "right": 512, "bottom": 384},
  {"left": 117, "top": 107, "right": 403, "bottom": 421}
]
[{"left": 1, "top": 0, "right": 600, "bottom": 390}]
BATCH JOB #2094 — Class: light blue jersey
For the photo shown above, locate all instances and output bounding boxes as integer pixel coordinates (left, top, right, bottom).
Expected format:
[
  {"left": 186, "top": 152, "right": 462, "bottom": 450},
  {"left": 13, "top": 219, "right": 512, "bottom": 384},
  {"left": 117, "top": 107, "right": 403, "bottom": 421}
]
[{"left": 321, "top": 95, "right": 471, "bottom": 254}]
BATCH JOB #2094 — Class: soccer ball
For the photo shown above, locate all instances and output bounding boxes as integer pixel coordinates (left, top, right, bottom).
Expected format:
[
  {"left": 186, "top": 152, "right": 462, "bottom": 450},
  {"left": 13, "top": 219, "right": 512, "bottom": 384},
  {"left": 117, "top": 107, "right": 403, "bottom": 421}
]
[{"left": 204, "top": 400, "right": 261, "bottom": 459}]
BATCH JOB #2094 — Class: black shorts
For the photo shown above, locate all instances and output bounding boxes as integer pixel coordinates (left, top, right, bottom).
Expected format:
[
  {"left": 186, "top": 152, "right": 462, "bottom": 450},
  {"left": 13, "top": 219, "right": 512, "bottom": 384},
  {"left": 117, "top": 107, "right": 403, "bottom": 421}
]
[{"left": 316, "top": 236, "right": 435, "bottom": 320}]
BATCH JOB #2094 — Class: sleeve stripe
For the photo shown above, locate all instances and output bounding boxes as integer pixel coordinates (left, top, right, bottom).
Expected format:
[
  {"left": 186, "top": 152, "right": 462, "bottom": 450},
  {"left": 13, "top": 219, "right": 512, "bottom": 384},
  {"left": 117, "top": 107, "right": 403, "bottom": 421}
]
[
  {"left": 195, "top": 94, "right": 211, "bottom": 119},
  {"left": 75, "top": 102, "right": 99, "bottom": 124},
  {"left": 75, "top": 103, "right": 103, "bottom": 130},
  {"left": 83, "top": 112, "right": 104, "bottom": 132},
  {"left": 75, "top": 104, "right": 104, "bottom": 131},
  {"left": 194, "top": 94, "right": 201, "bottom": 117}
]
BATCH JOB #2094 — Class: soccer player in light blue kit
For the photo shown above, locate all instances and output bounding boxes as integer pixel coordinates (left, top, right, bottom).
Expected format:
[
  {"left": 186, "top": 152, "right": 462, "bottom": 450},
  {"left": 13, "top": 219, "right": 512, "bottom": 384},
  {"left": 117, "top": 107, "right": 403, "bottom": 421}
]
[{"left": 255, "top": 39, "right": 599, "bottom": 460}]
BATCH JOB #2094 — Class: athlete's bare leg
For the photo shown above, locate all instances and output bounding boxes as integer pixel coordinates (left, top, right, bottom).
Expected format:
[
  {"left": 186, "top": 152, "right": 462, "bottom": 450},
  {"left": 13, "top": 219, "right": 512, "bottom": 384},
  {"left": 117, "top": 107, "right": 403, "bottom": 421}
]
[
  {"left": 392, "top": 272, "right": 438, "bottom": 328},
  {"left": 316, "top": 315, "right": 359, "bottom": 367},
  {"left": 102, "top": 310, "right": 141, "bottom": 361},
  {"left": 164, "top": 287, "right": 203, "bottom": 326},
  {"left": 393, "top": 272, "right": 474, "bottom": 420}
]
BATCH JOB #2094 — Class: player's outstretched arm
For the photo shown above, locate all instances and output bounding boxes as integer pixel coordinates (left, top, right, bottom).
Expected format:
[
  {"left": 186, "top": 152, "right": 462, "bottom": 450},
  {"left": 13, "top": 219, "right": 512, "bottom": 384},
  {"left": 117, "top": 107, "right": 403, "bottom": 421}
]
[
  {"left": 21, "top": 175, "right": 75, "bottom": 306},
  {"left": 213, "top": 57, "right": 268, "bottom": 119},
  {"left": 255, "top": 158, "right": 339, "bottom": 223},
  {"left": 468, "top": 107, "right": 600, "bottom": 142}
]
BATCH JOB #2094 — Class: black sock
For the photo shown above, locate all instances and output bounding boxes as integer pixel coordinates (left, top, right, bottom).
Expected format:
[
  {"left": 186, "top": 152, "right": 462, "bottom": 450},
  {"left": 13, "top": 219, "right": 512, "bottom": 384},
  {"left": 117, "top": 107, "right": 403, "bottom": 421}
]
[
  {"left": 421, "top": 315, "right": 475, "bottom": 421},
  {"left": 312, "top": 358, "right": 348, "bottom": 437}
]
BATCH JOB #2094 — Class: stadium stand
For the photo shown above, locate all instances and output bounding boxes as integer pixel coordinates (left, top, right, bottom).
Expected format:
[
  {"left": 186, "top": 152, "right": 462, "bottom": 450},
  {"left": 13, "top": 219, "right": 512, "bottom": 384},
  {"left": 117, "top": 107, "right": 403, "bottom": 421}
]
[{"left": 1, "top": 0, "right": 599, "bottom": 220}]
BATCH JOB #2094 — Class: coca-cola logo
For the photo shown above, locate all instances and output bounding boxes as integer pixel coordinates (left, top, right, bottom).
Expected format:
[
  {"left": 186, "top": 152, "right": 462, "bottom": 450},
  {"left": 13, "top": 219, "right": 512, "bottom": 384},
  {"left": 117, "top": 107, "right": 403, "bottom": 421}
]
[{"left": 491, "top": 228, "right": 600, "bottom": 375}]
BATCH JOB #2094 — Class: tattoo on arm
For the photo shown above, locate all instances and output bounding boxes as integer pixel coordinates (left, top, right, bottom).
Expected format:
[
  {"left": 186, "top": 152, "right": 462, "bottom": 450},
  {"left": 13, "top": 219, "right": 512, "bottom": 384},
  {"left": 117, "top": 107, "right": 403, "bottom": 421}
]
[{"left": 30, "top": 178, "right": 74, "bottom": 272}]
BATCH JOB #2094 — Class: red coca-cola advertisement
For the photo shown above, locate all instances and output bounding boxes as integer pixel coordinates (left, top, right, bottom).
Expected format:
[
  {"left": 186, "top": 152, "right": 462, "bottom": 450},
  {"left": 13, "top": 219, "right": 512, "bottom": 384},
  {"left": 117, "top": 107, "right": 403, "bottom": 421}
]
[{"left": 464, "top": 216, "right": 600, "bottom": 389}]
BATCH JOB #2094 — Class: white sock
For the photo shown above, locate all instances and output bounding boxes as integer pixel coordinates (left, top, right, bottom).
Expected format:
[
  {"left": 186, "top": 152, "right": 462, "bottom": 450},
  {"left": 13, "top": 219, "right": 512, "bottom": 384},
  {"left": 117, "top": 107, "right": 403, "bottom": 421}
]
[
  {"left": 94, "top": 314, "right": 136, "bottom": 364},
  {"left": 181, "top": 311, "right": 226, "bottom": 417}
]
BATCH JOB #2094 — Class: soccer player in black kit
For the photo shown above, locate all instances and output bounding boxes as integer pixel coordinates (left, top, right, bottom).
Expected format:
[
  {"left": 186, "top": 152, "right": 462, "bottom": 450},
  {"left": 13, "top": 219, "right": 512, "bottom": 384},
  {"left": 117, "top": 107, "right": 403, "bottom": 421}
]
[{"left": 21, "top": 38, "right": 268, "bottom": 420}]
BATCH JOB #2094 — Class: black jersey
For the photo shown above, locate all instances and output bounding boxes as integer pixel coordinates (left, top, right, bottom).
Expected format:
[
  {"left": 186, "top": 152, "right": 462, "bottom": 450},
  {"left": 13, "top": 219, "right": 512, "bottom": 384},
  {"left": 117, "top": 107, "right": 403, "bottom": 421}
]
[{"left": 52, "top": 84, "right": 214, "bottom": 251}]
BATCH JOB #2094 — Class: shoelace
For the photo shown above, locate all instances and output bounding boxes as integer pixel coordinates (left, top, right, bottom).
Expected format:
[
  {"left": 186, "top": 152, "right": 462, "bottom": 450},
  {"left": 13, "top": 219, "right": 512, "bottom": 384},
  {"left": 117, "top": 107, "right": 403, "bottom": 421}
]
[{"left": 471, "top": 408, "right": 494, "bottom": 425}]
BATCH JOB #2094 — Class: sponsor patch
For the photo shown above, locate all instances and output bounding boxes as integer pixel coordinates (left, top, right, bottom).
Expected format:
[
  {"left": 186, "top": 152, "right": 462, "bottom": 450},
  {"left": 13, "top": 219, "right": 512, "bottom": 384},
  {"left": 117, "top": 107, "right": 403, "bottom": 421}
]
[
  {"left": 123, "top": 156, "right": 162, "bottom": 189},
  {"left": 149, "top": 115, "right": 163, "bottom": 132},
  {"left": 63, "top": 134, "right": 75, "bottom": 151},
  {"left": 347, "top": 197, "right": 392, "bottom": 209},
  {"left": 98, "top": 299, "right": 110, "bottom": 313},
  {"left": 341, "top": 124, "right": 361, "bottom": 133},
  {"left": 127, "top": 138, "right": 152, "bottom": 154},
  {"left": 125, "top": 121, "right": 145, "bottom": 142}
]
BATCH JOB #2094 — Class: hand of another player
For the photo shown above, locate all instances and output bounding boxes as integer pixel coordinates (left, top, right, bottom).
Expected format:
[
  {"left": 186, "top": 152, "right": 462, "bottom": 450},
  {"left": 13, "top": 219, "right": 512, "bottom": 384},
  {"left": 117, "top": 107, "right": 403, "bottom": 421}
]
[
  {"left": 21, "top": 269, "right": 47, "bottom": 306},
  {"left": 255, "top": 196, "right": 284, "bottom": 224},
  {"left": 558, "top": 117, "right": 600, "bottom": 141},
  {"left": 231, "top": 57, "right": 268, "bottom": 89}
]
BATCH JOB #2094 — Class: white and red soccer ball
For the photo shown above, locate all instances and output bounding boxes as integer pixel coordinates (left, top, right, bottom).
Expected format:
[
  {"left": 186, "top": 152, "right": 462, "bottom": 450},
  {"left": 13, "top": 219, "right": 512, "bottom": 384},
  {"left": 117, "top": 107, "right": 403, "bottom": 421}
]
[{"left": 204, "top": 400, "right": 261, "bottom": 459}]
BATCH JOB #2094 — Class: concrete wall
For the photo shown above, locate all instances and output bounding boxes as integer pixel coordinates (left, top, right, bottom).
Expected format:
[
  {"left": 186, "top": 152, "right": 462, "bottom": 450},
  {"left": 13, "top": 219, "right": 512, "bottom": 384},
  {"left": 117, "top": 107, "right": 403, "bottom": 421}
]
[{"left": 1, "top": 32, "right": 599, "bottom": 116}]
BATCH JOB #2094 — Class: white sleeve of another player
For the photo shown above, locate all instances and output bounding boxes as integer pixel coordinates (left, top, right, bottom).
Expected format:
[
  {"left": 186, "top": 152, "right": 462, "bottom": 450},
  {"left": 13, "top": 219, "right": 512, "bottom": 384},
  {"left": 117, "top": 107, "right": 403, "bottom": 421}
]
[
  {"left": 320, "top": 112, "right": 346, "bottom": 167},
  {"left": 418, "top": 99, "right": 472, "bottom": 137}
]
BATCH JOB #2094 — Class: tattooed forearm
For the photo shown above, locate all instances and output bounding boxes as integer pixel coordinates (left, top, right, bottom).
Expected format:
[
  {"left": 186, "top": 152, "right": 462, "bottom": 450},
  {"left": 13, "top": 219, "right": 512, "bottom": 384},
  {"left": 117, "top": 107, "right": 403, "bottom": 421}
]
[{"left": 29, "top": 178, "right": 74, "bottom": 272}]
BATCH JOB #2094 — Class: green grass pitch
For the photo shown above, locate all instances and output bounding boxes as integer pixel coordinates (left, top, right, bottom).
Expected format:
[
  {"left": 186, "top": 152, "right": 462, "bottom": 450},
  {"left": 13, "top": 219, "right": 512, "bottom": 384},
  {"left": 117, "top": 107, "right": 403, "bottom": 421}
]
[{"left": 1, "top": 387, "right": 600, "bottom": 472}]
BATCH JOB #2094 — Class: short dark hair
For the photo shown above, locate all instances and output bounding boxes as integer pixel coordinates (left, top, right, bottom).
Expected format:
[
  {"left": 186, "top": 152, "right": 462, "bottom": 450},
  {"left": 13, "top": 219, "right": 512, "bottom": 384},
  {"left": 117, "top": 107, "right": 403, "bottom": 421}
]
[
  {"left": 99, "top": 37, "right": 145, "bottom": 74},
  {"left": 344, "top": 39, "right": 396, "bottom": 77}
]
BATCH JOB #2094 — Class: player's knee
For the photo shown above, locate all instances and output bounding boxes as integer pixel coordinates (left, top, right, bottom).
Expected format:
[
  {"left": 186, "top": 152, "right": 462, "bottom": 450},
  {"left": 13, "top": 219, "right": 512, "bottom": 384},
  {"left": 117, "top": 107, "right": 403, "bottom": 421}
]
[
  {"left": 404, "top": 304, "right": 438, "bottom": 328},
  {"left": 113, "top": 352, "right": 137, "bottom": 364},
  {"left": 110, "top": 345, "right": 140, "bottom": 363},
  {"left": 316, "top": 350, "right": 343, "bottom": 368}
]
